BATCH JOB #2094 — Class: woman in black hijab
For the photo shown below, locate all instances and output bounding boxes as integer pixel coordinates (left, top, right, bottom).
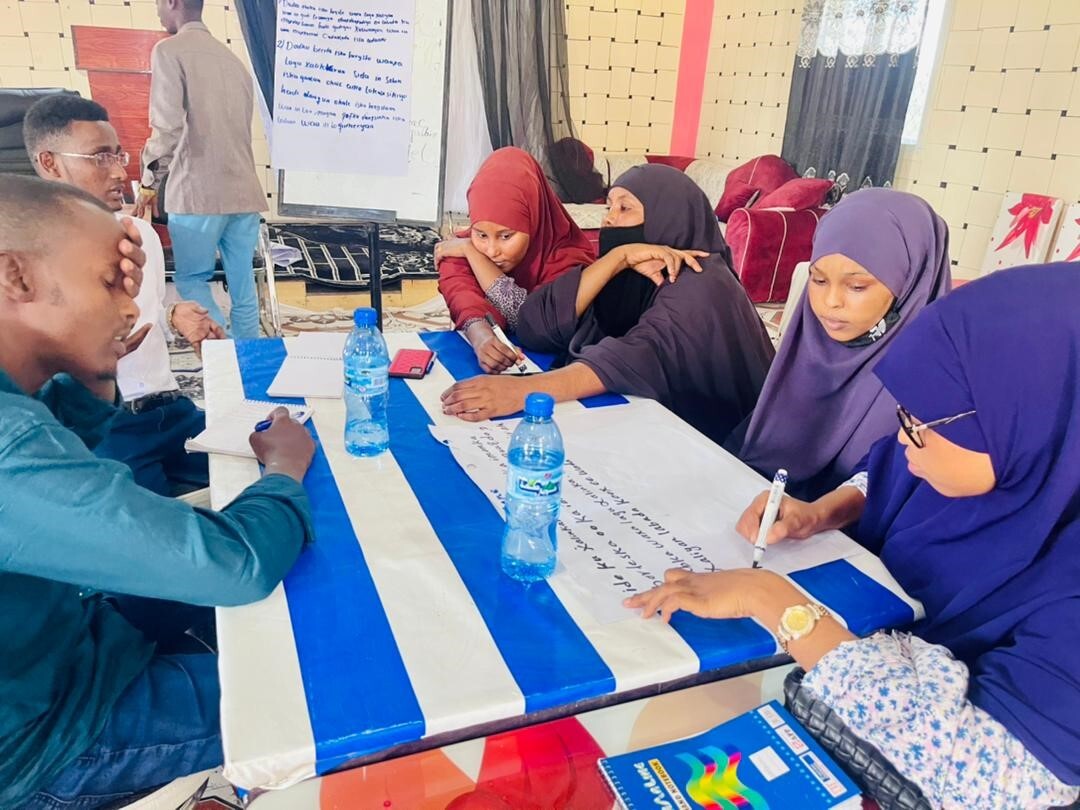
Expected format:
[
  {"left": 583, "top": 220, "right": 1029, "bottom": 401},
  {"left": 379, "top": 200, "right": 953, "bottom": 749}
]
[{"left": 441, "top": 164, "right": 774, "bottom": 445}]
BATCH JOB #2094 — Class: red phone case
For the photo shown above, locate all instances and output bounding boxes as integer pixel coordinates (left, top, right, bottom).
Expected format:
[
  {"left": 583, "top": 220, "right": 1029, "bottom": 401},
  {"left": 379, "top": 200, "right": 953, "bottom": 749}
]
[{"left": 389, "top": 348, "right": 436, "bottom": 379}]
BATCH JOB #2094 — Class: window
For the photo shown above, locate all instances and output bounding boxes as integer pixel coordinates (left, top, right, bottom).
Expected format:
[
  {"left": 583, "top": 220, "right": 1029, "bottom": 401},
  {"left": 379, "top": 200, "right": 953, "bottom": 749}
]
[{"left": 902, "top": 0, "right": 949, "bottom": 145}]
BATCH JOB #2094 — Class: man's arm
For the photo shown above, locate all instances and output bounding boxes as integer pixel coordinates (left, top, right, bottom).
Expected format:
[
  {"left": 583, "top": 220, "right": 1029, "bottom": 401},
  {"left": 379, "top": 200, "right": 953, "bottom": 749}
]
[
  {"left": 0, "top": 420, "right": 313, "bottom": 606},
  {"left": 34, "top": 374, "right": 119, "bottom": 448},
  {"left": 141, "top": 45, "right": 185, "bottom": 189}
]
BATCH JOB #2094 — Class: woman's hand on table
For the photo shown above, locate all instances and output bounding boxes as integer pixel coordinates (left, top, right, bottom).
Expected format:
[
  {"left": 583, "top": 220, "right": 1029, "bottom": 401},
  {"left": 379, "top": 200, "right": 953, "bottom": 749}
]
[
  {"left": 464, "top": 320, "right": 521, "bottom": 374},
  {"left": 620, "top": 244, "right": 708, "bottom": 285},
  {"left": 624, "top": 567, "right": 804, "bottom": 623},
  {"left": 250, "top": 407, "right": 315, "bottom": 483},
  {"left": 441, "top": 375, "right": 530, "bottom": 422},
  {"left": 625, "top": 567, "right": 857, "bottom": 671}
]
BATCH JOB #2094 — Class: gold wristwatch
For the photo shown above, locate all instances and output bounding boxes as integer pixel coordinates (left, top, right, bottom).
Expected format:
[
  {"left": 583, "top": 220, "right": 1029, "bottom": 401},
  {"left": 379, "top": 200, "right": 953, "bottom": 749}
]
[{"left": 776, "top": 603, "right": 830, "bottom": 654}]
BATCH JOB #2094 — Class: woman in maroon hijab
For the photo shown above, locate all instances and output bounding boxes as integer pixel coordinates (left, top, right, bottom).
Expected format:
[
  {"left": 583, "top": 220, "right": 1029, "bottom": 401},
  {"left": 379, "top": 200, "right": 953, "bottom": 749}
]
[{"left": 436, "top": 147, "right": 595, "bottom": 373}]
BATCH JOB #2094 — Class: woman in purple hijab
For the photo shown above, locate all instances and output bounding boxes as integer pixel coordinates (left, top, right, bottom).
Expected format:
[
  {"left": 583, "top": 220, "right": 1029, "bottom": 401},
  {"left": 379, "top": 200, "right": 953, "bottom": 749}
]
[
  {"left": 627, "top": 265, "right": 1080, "bottom": 806},
  {"left": 442, "top": 164, "right": 774, "bottom": 445},
  {"left": 732, "top": 188, "right": 952, "bottom": 498}
]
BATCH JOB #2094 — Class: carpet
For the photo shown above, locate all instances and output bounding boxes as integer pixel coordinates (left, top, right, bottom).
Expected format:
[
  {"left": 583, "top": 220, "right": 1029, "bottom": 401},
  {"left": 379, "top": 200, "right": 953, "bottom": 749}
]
[{"left": 268, "top": 223, "right": 441, "bottom": 290}]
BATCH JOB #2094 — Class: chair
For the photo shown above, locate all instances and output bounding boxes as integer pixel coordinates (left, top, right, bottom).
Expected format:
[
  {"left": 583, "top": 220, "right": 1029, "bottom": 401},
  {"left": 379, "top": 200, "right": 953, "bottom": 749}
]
[
  {"left": 777, "top": 261, "right": 809, "bottom": 347},
  {"left": 116, "top": 770, "right": 212, "bottom": 809},
  {"left": 175, "top": 487, "right": 212, "bottom": 509},
  {"left": 0, "top": 88, "right": 78, "bottom": 175}
]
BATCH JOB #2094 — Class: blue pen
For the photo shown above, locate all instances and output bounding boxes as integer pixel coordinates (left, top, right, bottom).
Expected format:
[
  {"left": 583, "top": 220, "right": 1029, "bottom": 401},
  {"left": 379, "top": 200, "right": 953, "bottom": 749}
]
[{"left": 254, "top": 410, "right": 306, "bottom": 433}]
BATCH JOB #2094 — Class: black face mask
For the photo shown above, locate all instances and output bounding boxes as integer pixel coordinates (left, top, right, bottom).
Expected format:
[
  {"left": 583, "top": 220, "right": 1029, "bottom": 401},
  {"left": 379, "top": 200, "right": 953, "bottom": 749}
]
[
  {"left": 842, "top": 303, "right": 901, "bottom": 348},
  {"left": 598, "top": 223, "right": 647, "bottom": 257}
]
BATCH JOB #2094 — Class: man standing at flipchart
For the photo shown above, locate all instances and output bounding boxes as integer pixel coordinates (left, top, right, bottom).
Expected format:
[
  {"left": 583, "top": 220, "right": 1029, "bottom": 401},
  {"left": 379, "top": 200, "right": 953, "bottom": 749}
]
[{"left": 135, "top": 0, "right": 266, "bottom": 339}]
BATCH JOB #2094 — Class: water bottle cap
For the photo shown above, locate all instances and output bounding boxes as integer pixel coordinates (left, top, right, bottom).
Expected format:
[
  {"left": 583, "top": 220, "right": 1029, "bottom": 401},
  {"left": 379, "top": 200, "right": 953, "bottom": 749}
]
[
  {"left": 524, "top": 392, "right": 555, "bottom": 418},
  {"left": 353, "top": 307, "right": 377, "bottom": 328}
]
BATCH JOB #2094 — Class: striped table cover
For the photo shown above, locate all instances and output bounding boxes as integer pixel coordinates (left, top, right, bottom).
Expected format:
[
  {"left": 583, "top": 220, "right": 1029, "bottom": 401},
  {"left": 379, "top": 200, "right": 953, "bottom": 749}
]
[{"left": 206, "top": 332, "right": 919, "bottom": 792}]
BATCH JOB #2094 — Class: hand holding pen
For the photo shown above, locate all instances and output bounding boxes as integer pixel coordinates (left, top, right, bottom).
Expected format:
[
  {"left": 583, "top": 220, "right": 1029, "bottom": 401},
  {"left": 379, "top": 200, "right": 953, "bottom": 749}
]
[
  {"left": 751, "top": 469, "right": 788, "bottom": 568},
  {"left": 249, "top": 407, "right": 315, "bottom": 483},
  {"left": 736, "top": 476, "right": 835, "bottom": 554},
  {"left": 483, "top": 314, "right": 528, "bottom": 374}
]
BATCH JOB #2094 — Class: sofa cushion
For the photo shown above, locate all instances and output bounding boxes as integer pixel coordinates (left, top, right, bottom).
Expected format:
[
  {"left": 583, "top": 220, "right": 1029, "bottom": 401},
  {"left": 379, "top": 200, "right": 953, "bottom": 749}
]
[
  {"left": 756, "top": 178, "right": 834, "bottom": 211},
  {"left": 685, "top": 158, "right": 736, "bottom": 209},
  {"left": 644, "top": 154, "right": 696, "bottom": 171},
  {"left": 725, "top": 207, "right": 824, "bottom": 303},
  {"left": 715, "top": 180, "right": 760, "bottom": 222},
  {"left": 727, "top": 154, "right": 799, "bottom": 196},
  {"left": 563, "top": 203, "right": 609, "bottom": 232},
  {"left": 593, "top": 152, "right": 610, "bottom": 188},
  {"left": 605, "top": 153, "right": 649, "bottom": 186}
]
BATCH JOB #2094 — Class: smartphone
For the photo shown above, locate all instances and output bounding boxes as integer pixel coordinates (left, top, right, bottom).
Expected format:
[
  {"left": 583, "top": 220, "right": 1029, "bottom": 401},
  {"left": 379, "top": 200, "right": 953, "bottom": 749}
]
[{"left": 389, "top": 348, "right": 436, "bottom": 379}]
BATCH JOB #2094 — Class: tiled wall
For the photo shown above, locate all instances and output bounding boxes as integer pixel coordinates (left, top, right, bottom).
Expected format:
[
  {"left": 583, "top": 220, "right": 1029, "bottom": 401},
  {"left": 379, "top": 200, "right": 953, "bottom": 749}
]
[
  {"left": 564, "top": 0, "right": 803, "bottom": 159},
  {"left": 893, "top": 0, "right": 1080, "bottom": 278},
  {"left": 698, "top": 0, "right": 804, "bottom": 163},
  {"left": 5, "top": 0, "right": 1079, "bottom": 277},
  {"left": 564, "top": 0, "right": 686, "bottom": 154},
  {"left": 0, "top": 0, "right": 275, "bottom": 210}
]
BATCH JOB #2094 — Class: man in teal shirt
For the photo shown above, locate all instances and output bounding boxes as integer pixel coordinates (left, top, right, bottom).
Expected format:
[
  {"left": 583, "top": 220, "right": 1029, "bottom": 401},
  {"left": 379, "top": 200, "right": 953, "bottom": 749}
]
[{"left": 0, "top": 175, "right": 316, "bottom": 808}]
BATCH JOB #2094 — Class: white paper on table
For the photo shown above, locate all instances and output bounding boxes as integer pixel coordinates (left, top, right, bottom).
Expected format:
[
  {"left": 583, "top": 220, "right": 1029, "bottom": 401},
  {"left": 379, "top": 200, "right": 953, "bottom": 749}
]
[
  {"left": 288, "top": 332, "right": 348, "bottom": 360},
  {"left": 429, "top": 403, "right": 864, "bottom": 625}
]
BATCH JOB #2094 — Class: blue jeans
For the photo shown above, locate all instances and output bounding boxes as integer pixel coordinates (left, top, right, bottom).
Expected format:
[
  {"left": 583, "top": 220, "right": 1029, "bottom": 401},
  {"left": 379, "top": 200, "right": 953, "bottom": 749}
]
[
  {"left": 168, "top": 213, "right": 261, "bottom": 339},
  {"left": 94, "top": 396, "right": 209, "bottom": 497},
  {"left": 21, "top": 604, "right": 222, "bottom": 809}
]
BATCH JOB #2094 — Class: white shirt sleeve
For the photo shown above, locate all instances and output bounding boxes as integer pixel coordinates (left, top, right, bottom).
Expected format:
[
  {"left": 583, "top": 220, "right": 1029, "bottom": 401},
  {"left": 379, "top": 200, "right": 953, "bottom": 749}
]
[
  {"left": 114, "top": 216, "right": 177, "bottom": 400},
  {"left": 840, "top": 470, "right": 869, "bottom": 496}
]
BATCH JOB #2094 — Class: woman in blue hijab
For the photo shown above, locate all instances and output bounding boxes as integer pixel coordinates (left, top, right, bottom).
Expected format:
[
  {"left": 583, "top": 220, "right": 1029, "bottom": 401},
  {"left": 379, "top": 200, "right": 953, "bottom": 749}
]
[
  {"left": 627, "top": 265, "right": 1080, "bottom": 807},
  {"left": 732, "top": 189, "right": 952, "bottom": 499}
]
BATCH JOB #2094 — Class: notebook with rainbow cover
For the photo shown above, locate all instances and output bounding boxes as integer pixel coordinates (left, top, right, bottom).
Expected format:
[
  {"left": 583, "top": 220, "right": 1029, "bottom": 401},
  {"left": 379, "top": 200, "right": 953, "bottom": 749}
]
[{"left": 598, "top": 701, "right": 861, "bottom": 810}]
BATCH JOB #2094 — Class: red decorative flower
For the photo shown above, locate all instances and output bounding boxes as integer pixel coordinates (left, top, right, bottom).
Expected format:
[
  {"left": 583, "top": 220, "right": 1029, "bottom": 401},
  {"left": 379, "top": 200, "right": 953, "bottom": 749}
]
[{"left": 995, "top": 193, "right": 1057, "bottom": 258}]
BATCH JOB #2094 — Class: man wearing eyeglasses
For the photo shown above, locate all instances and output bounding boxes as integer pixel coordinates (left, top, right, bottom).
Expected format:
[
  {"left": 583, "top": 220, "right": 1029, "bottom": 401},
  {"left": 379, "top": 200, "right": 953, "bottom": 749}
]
[{"left": 23, "top": 93, "right": 225, "bottom": 496}]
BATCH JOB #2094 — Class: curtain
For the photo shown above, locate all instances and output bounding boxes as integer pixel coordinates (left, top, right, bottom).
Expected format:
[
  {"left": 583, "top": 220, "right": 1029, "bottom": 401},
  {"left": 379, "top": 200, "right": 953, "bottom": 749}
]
[
  {"left": 234, "top": 0, "right": 277, "bottom": 119},
  {"left": 444, "top": 0, "right": 494, "bottom": 214},
  {"left": 781, "top": 0, "right": 928, "bottom": 188},
  {"left": 471, "top": 0, "right": 584, "bottom": 201}
]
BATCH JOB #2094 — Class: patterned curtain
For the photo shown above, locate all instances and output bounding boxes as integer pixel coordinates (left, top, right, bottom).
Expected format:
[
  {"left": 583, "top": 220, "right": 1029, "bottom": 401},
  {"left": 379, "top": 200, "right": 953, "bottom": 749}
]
[
  {"left": 781, "top": 0, "right": 929, "bottom": 189},
  {"left": 471, "top": 1, "right": 584, "bottom": 201}
]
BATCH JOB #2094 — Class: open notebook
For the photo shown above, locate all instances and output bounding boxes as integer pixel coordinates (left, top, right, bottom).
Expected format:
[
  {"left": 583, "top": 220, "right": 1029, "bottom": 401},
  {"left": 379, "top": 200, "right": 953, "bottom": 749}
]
[
  {"left": 185, "top": 400, "right": 312, "bottom": 458},
  {"left": 267, "top": 333, "right": 347, "bottom": 399}
]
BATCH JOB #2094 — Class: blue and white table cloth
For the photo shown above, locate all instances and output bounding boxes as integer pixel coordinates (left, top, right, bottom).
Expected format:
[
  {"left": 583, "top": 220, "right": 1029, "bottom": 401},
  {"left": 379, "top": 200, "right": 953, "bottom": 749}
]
[{"left": 205, "top": 332, "right": 919, "bottom": 792}]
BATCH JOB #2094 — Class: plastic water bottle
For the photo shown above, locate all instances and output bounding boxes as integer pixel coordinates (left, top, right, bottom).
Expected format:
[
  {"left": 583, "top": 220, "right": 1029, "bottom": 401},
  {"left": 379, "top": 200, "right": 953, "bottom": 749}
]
[
  {"left": 501, "top": 393, "right": 564, "bottom": 582},
  {"left": 343, "top": 307, "right": 390, "bottom": 456}
]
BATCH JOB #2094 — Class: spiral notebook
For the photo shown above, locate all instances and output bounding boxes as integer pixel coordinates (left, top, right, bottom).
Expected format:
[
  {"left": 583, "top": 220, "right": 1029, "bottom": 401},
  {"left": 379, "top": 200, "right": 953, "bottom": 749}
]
[
  {"left": 266, "top": 333, "right": 347, "bottom": 399},
  {"left": 598, "top": 701, "right": 861, "bottom": 810},
  {"left": 185, "top": 400, "right": 312, "bottom": 458}
]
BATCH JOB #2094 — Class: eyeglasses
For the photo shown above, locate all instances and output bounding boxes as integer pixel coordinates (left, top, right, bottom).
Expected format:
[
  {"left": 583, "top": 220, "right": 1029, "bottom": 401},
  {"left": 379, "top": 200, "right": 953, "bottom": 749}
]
[
  {"left": 52, "top": 151, "right": 130, "bottom": 169},
  {"left": 896, "top": 404, "right": 977, "bottom": 449}
]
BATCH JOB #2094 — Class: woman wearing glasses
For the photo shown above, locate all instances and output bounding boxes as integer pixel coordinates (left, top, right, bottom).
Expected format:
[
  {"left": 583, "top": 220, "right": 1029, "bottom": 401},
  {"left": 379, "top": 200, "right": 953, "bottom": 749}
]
[
  {"left": 627, "top": 265, "right": 1080, "bottom": 807},
  {"left": 730, "top": 188, "right": 952, "bottom": 500}
]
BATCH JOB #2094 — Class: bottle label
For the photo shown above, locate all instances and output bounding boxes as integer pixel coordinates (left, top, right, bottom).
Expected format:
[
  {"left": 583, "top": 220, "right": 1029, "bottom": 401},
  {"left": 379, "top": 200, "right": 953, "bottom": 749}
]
[
  {"left": 508, "top": 465, "right": 562, "bottom": 499},
  {"left": 347, "top": 369, "right": 388, "bottom": 395}
]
